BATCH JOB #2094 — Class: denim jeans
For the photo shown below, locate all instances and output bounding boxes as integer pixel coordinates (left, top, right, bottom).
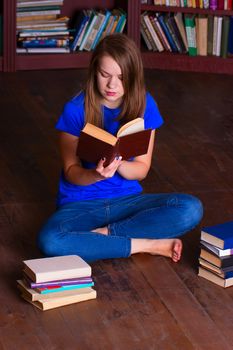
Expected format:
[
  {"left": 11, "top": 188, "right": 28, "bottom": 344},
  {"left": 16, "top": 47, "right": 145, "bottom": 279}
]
[{"left": 37, "top": 193, "right": 203, "bottom": 262}]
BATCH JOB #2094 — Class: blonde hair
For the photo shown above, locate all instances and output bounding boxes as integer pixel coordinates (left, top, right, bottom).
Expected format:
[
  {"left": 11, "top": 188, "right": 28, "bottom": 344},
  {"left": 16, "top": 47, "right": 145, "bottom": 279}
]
[{"left": 85, "top": 33, "right": 146, "bottom": 128}]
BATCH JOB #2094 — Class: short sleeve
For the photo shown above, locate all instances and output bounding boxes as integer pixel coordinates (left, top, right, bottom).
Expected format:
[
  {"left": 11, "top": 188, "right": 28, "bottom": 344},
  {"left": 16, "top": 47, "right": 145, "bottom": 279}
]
[
  {"left": 144, "top": 92, "right": 164, "bottom": 130},
  {"left": 55, "top": 93, "right": 85, "bottom": 137}
]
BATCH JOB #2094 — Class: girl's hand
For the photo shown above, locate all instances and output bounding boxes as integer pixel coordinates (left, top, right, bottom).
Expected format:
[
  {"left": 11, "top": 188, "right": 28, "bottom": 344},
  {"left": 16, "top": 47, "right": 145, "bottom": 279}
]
[{"left": 95, "top": 157, "right": 122, "bottom": 179}]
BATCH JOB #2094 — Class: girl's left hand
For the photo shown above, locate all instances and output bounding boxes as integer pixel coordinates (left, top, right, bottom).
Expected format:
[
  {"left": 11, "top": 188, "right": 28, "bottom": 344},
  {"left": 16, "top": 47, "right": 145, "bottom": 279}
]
[{"left": 95, "top": 156, "right": 122, "bottom": 179}]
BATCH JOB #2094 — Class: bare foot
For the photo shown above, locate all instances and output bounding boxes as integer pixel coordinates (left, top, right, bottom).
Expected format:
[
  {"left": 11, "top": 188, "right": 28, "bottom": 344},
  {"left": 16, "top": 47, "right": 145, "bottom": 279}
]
[
  {"left": 91, "top": 226, "right": 108, "bottom": 235},
  {"left": 148, "top": 238, "right": 183, "bottom": 262}
]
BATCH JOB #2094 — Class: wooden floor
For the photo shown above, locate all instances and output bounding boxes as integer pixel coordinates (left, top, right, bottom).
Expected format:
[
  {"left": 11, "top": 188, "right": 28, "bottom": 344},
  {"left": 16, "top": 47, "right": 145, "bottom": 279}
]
[{"left": 0, "top": 68, "right": 233, "bottom": 350}]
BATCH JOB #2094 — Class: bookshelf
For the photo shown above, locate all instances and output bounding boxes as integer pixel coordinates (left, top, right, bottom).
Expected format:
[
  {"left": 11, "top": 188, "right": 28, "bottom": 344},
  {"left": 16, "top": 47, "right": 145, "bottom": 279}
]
[
  {"left": 139, "top": 3, "right": 233, "bottom": 74},
  {"left": 2, "top": 0, "right": 233, "bottom": 73}
]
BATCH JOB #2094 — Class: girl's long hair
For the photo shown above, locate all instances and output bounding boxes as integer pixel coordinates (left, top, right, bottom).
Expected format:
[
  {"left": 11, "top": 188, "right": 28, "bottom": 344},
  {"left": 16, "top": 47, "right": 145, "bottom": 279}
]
[{"left": 85, "top": 33, "right": 146, "bottom": 128}]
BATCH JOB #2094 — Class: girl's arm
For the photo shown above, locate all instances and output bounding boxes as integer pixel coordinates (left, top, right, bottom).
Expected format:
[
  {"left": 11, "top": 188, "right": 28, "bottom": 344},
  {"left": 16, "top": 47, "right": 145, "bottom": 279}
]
[
  {"left": 117, "top": 130, "right": 155, "bottom": 180},
  {"left": 59, "top": 132, "right": 122, "bottom": 185}
]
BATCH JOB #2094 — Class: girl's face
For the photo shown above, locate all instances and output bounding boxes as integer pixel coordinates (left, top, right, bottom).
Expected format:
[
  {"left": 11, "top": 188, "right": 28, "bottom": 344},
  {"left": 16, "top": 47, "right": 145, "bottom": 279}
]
[{"left": 96, "top": 55, "right": 124, "bottom": 109}]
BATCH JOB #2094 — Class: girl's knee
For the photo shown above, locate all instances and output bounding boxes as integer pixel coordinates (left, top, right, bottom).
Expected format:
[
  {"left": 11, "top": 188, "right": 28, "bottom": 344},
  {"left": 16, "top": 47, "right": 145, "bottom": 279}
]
[
  {"left": 182, "top": 193, "right": 203, "bottom": 227},
  {"left": 37, "top": 227, "right": 58, "bottom": 257}
]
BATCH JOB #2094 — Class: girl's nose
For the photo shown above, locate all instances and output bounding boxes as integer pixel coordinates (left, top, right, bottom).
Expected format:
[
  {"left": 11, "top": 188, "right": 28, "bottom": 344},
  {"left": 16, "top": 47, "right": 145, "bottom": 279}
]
[{"left": 107, "top": 76, "right": 117, "bottom": 88}]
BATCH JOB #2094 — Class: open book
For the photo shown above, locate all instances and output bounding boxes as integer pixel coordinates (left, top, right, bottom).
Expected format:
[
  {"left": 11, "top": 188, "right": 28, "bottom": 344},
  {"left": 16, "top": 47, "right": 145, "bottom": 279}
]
[{"left": 77, "top": 117, "right": 152, "bottom": 166}]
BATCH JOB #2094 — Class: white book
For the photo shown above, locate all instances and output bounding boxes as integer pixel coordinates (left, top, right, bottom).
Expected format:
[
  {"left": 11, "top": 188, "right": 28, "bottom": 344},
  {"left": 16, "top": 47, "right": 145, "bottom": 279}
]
[
  {"left": 21, "top": 287, "right": 97, "bottom": 310},
  {"left": 79, "top": 11, "right": 99, "bottom": 51},
  {"left": 23, "top": 255, "right": 91, "bottom": 283},
  {"left": 212, "top": 16, "right": 218, "bottom": 56},
  {"left": 25, "top": 47, "right": 70, "bottom": 53},
  {"left": 143, "top": 13, "right": 164, "bottom": 52},
  {"left": 83, "top": 11, "right": 106, "bottom": 51},
  {"left": 216, "top": 16, "right": 223, "bottom": 57},
  {"left": 200, "top": 240, "right": 233, "bottom": 257}
]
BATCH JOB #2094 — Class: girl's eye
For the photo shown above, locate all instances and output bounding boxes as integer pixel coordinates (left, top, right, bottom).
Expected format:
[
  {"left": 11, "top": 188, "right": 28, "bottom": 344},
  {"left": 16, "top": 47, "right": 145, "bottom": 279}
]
[{"left": 100, "top": 71, "right": 109, "bottom": 78}]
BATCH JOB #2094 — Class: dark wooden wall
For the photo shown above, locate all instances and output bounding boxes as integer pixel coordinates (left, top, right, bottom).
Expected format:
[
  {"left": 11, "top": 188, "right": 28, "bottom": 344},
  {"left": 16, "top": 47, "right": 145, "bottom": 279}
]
[{"left": 0, "top": 68, "right": 233, "bottom": 350}]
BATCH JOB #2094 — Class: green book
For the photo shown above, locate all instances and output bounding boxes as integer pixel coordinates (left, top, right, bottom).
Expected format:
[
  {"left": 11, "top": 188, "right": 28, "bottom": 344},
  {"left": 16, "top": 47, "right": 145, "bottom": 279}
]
[
  {"left": 184, "top": 14, "right": 197, "bottom": 56},
  {"left": 221, "top": 16, "right": 230, "bottom": 58}
]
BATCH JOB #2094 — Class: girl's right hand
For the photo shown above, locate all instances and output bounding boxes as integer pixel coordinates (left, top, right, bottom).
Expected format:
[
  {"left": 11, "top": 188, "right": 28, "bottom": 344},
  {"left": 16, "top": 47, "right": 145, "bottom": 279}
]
[{"left": 95, "top": 157, "right": 122, "bottom": 179}]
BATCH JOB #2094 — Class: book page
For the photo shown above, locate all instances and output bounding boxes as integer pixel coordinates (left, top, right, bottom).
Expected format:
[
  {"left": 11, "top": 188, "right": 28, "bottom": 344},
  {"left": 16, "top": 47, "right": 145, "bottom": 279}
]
[
  {"left": 117, "top": 118, "right": 144, "bottom": 137},
  {"left": 83, "top": 123, "right": 117, "bottom": 145}
]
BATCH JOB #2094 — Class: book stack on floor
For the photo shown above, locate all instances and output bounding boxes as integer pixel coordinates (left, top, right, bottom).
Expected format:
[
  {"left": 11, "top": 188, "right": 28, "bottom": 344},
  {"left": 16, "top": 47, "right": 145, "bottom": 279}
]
[
  {"left": 198, "top": 221, "right": 233, "bottom": 288},
  {"left": 17, "top": 255, "right": 96, "bottom": 310},
  {"left": 16, "top": 0, "right": 71, "bottom": 53}
]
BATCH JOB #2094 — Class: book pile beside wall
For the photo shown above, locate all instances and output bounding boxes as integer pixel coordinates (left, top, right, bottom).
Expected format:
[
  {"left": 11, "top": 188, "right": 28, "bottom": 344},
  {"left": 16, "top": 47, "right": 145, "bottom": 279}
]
[
  {"left": 198, "top": 221, "right": 233, "bottom": 288},
  {"left": 17, "top": 255, "right": 96, "bottom": 311},
  {"left": 141, "top": 11, "right": 233, "bottom": 58},
  {"left": 16, "top": 0, "right": 70, "bottom": 53}
]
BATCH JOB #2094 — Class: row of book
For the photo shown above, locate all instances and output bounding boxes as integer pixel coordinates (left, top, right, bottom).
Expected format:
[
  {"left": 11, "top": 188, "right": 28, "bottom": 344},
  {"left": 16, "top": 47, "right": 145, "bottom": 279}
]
[
  {"left": 141, "top": 11, "right": 233, "bottom": 58},
  {"left": 142, "top": 0, "right": 233, "bottom": 10},
  {"left": 17, "top": 255, "right": 96, "bottom": 311},
  {"left": 198, "top": 221, "right": 233, "bottom": 288},
  {"left": 69, "top": 8, "right": 126, "bottom": 52},
  {"left": 16, "top": 0, "right": 71, "bottom": 53}
]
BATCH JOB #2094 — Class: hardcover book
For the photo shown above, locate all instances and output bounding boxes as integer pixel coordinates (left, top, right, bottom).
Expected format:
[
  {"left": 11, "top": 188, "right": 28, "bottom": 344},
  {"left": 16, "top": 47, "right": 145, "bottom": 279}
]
[
  {"left": 199, "top": 258, "right": 233, "bottom": 277},
  {"left": 200, "top": 240, "right": 233, "bottom": 257},
  {"left": 201, "top": 221, "right": 233, "bottom": 249},
  {"left": 198, "top": 266, "right": 233, "bottom": 288},
  {"left": 17, "top": 279, "right": 93, "bottom": 301},
  {"left": 25, "top": 276, "right": 93, "bottom": 289},
  {"left": 77, "top": 118, "right": 152, "bottom": 167},
  {"left": 23, "top": 255, "right": 91, "bottom": 283},
  {"left": 21, "top": 286, "right": 97, "bottom": 310},
  {"left": 200, "top": 248, "right": 233, "bottom": 268}
]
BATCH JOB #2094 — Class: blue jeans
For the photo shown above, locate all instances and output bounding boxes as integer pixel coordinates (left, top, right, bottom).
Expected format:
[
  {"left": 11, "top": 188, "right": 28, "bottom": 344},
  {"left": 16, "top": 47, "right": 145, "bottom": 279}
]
[{"left": 37, "top": 193, "right": 203, "bottom": 262}]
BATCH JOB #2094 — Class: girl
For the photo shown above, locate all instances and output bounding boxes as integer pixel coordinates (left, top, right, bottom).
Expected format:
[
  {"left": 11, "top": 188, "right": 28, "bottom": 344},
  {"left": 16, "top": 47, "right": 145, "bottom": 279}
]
[{"left": 37, "top": 33, "right": 203, "bottom": 263}]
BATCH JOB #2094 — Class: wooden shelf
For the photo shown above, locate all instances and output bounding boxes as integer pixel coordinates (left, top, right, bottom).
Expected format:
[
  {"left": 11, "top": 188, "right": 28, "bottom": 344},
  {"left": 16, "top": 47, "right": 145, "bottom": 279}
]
[
  {"left": 142, "top": 51, "right": 233, "bottom": 74},
  {"left": 141, "top": 4, "right": 233, "bottom": 16},
  {"left": 16, "top": 52, "right": 92, "bottom": 71}
]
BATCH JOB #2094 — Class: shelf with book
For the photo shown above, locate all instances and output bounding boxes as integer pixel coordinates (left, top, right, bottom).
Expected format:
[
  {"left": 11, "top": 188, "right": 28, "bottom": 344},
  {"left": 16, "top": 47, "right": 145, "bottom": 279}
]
[
  {"left": 2, "top": 0, "right": 233, "bottom": 73},
  {"left": 139, "top": 1, "right": 233, "bottom": 73},
  {"left": 4, "top": 0, "right": 128, "bottom": 72}
]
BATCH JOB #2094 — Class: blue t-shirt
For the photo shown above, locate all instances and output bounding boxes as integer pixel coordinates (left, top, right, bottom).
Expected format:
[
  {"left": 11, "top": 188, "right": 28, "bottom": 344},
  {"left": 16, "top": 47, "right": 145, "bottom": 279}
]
[{"left": 55, "top": 91, "right": 163, "bottom": 206}]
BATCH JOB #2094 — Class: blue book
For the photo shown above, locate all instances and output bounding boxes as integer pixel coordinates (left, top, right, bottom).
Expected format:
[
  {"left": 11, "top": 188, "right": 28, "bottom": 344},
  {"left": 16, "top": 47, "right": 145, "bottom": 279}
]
[
  {"left": 70, "top": 11, "right": 89, "bottom": 51},
  {"left": 201, "top": 221, "right": 233, "bottom": 249},
  {"left": 115, "top": 10, "right": 126, "bottom": 33},
  {"left": 156, "top": 14, "right": 178, "bottom": 52},
  {"left": 91, "top": 10, "right": 111, "bottom": 50},
  {"left": 228, "top": 16, "right": 233, "bottom": 55},
  {"left": 37, "top": 282, "right": 94, "bottom": 294}
]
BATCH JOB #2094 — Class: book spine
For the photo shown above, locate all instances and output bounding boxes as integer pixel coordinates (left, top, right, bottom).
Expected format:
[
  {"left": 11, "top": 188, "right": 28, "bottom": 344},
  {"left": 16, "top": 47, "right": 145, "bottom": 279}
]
[
  {"left": 207, "top": 15, "right": 214, "bottom": 55},
  {"left": 156, "top": 14, "right": 178, "bottom": 52},
  {"left": 184, "top": 14, "right": 197, "bottom": 56},
  {"left": 37, "top": 282, "right": 94, "bottom": 294},
  {"left": 221, "top": 16, "right": 230, "bottom": 58},
  {"left": 216, "top": 17, "right": 223, "bottom": 56},
  {"left": 209, "top": 0, "right": 218, "bottom": 9}
]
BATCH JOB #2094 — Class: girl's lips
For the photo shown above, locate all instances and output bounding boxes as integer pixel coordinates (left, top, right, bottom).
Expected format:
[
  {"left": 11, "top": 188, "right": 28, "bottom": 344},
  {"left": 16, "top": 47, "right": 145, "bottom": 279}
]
[{"left": 106, "top": 92, "right": 116, "bottom": 96}]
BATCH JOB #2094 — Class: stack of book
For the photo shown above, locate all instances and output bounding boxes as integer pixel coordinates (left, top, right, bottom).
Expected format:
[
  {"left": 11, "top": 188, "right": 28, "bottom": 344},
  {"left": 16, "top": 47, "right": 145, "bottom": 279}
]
[
  {"left": 17, "top": 255, "right": 96, "bottom": 310},
  {"left": 198, "top": 221, "right": 233, "bottom": 288},
  {"left": 16, "top": 0, "right": 71, "bottom": 53}
]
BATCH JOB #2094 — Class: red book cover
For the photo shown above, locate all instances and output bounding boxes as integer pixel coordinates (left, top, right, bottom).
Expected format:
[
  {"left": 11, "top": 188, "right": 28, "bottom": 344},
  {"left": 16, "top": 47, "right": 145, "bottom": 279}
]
[{"left": 77, "top": 119, "right": 152, "bottom": 167}]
